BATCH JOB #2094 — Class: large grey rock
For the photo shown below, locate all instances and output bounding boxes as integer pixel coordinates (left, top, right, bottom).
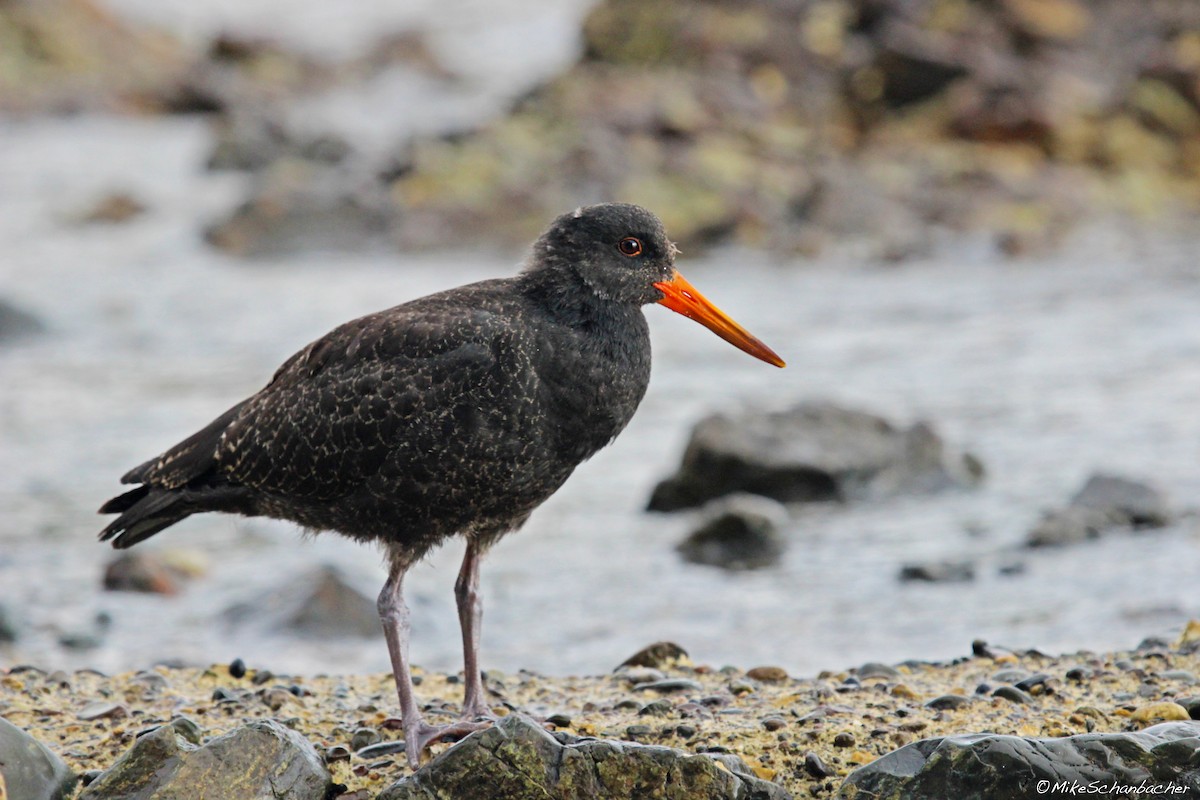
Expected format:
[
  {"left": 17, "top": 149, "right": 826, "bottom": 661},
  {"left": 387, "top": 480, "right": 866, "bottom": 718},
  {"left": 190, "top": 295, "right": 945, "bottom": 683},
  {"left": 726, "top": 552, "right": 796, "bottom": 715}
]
[
  {"left": 224, "top": 563, "right": 379, "bottom": 638},
  {"left": 677, "top": 494, "right": 787, "bottom": 570},
  {"left": 1027, "top": 473, "right": 1173, "bottom": 547},
  {"left": 380, "top": 714, "right": 791, "bottom": 800},
  {"left": 0, "top": 299, "right": 44, "bottom": 342},
  {"left": 80, "top": 718, "right": 330, "bottom": 800},
  {"left": 0, "top": 716, "right": 76, "bottom": 800},
  {"left": 839, "top": 721, "right": 1200, "bottom": 799},
  {"left": 649, "top": 402, "right": 983, "bottom": 511}
]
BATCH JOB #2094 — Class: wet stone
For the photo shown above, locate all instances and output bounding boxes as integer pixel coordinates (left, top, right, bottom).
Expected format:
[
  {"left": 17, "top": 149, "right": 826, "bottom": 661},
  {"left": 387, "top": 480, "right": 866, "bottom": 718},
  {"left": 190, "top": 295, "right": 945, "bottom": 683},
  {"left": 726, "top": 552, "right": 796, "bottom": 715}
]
[
  {"left": 898, "top": 560, "right": 975, "bottom": 583},
  {"left": 841, "top": 721, "right": 1200, "bottom": 799},
  {"left": 356, "top": 741, "right": 406, "bottom": 759},
  {"left": 80, "top": 718, "right": 330, "bottom": 800},
  {"left": 856, "top": 662, "right": 901, "bottom": 680},
  {"left": 804, "top": 751, "right": 833, "bottom": 778},
  {"left": 639, "top": 699, "right": 673, "bottom": 717},
  {"left": 378, "top": 715, "right": 791, "bottom": 800},
  {"left": 925, "top": 694, "right": 972, "bottom": 711},
  {"left": 325, "top": 745, "right": 352, "bottom": 763},
  {"left": 676, "top": 494, "right": 787, "bottom": 571},
  {"left": 614, "top": 666, "right": 666, "bottom": 685},
  {"left": 77, "top": 702, "right": 128, "bottom": 721},
  {"left": 833, "top": 732, "right": 856, "bottom": 748},
  {"left": 228, "top": 658, "right": 247, "bottom": 679},
  {"left": 747, "top": 666, "right": 789, "bottom": 682},
  {"left": 992, "top": 686, "right": 1034, "bottom": 704},
  {"left": 0, "top": 716, "right": 77, "bottom": 800},
  {"left": 633, "top": 679, "right": 703, "bottom": 693},
  {"left": 618, "top": 641, "right": 690, "bottom": 670},
  {"left": 648, "top": 401, "right": 982, "bottom": 511},
  {"left": 350, "top": 727, "right": 381, "bottom": 751}
]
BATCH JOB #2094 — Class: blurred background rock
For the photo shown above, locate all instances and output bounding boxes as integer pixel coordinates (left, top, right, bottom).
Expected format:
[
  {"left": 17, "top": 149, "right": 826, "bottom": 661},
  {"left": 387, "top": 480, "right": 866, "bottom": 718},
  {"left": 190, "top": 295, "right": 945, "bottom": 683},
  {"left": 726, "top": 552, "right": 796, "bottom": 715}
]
[{"left": 6, "top": 0, "right": 1198, "bottom": 256}]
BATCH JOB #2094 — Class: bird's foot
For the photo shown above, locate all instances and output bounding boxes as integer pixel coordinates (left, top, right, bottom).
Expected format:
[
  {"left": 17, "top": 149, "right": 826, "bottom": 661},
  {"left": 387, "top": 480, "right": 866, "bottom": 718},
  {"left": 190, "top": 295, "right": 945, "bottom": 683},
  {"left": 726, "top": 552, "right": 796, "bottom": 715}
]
[
  {"left": 459, "top": 701, "right": 500, "bottom": 723},
  {"left": 404, "top": 718, "right": 493, "bottom": 768}
]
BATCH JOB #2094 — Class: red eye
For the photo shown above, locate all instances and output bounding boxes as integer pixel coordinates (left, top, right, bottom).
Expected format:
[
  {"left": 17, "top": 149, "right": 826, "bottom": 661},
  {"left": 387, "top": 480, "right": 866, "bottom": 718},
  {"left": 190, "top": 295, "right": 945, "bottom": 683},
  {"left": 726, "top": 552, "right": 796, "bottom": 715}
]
[{"left": 617, "top": 237, "right": 643, "bottom": 257}]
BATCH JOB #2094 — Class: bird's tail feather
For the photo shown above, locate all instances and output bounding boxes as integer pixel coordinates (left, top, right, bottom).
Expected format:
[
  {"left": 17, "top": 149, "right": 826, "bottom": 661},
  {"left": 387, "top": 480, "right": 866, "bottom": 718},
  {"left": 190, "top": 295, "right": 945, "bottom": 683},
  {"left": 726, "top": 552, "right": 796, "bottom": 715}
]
[{"left": 98, "top": 486, "right": 194, "bottom": 549}]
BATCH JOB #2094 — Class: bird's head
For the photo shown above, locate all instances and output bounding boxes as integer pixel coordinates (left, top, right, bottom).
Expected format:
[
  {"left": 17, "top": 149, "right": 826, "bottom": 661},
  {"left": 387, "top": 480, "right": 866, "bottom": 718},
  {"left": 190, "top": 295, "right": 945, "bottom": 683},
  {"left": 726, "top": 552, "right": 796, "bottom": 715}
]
[{"left": 529, "top": 203, "right": 785, "bottom": 368}]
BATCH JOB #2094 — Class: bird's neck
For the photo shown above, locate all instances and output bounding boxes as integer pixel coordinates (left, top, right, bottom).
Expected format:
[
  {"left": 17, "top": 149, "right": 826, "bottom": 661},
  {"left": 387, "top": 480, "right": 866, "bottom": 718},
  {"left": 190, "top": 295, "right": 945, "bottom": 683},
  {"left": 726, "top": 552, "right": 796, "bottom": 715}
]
[{"left": 516, "top": 262, "right": 636, "bottom": 331}]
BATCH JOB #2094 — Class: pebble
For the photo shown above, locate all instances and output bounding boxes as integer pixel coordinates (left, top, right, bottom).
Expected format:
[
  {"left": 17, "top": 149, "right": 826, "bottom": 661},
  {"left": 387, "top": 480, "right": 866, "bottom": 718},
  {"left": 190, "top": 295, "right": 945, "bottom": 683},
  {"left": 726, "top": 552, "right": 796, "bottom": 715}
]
[
  {"left": 729, "top": 680, "right": 757, "bottom": 695},
  {"left": 624, "top": 724, "right": 653, "bottom": 737},
  {"left": 619, "top": 641, "right": 689, "bottom": 670},
  {"left": 350, "top": 727, "right": 382, "bottom": 751},
  {"left": 832, "top": 732, "right": 856, "bottom": 748},
  {"left": 857, "top": 663, "right": 901, "bottom": 680},
  {"left": 325, "top": 744, "right": 352, "bottom": 763},
  {"left": 898, "top": 560, "right": 975, "bottom": 583},
  {"left": 632, "top": 679, "right": 702, "bottom": 693},
  {"left": 356, "top": 741, "right": 406, "bottom": 759},
  {"left": 615, "top": 666, "right": 666, "bottom": 684},
  {"left": 77, "top": 702, "right": 128, "bottom": 721},
  {"left": 131, "top": 671, "right": 170, "bottom": 692},
  {"left": 212, "top": 687, "right": 241, "bottom": 703},
  {"left": 1159, "top": 671, "right": 1199, "bottom": 685},
  {"left": 1130, "top": 702, "right": 1190, "bottom": 722},
  {"left": 229, "top": 658, "right": 247, "bottom": 679},
  {"left": 639, "top": 699, "right": 673, "bottom": 716},
  {"left": 804, "top": 751, "right": 833, "bottom": 778},
  {"left": 546, "top": 713, "right": 572, "bottom": 728},
  {"left": 675, "top": 724, "right": 697, "bottom": 738},
  {"left": 990, "top": 669, "right": 1030, "bottom": 683},
  {"left": 925, "top": 694, "right": 972, "bottom": 711},
  {"left": 992, "top": 686, "right": 1034, "bottom": 704},
  {"left": 1064, "top": 666, "right": 1094, "bottom": 681},
  {"left": 262, "top": 688, "right": 295, "bottom": 711},
  {"left": 747, "top": 666, "right": 788, "bottom": 682},
  {"left": 1014, "top": 674, "right": 1052, "bottom": 693},
  {"left": 761, "top": 716, "right": 787, "bottom": 732}
]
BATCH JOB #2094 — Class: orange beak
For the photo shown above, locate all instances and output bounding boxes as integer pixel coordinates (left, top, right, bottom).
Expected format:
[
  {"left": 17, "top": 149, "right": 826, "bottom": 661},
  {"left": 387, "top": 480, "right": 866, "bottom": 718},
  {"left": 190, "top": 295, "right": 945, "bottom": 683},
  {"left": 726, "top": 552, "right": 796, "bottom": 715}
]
[{"left": 653, "top": 270, "right": 785, "bottom": 368}]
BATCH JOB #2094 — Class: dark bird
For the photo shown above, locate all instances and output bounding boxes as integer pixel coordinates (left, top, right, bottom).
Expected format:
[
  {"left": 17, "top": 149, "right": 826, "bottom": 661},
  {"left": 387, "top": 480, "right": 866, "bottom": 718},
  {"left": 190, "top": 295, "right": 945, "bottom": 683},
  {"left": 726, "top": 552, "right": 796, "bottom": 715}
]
[{"left": 99, "top": 203, "right": 783, "bottom": 766}]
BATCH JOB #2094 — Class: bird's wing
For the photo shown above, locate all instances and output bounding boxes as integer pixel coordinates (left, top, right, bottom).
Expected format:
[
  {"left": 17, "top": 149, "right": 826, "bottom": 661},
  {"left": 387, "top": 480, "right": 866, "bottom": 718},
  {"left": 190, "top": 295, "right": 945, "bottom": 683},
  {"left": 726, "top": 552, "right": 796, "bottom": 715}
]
[{"left": 129, "top": 297, "right": 524, "bottom": 503}]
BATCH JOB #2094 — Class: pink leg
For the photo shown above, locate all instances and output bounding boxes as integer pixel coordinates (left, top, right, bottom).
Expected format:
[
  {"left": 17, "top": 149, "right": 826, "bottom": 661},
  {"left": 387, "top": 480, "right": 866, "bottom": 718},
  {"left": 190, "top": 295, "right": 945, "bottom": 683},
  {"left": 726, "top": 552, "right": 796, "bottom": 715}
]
[
  {"left": 378, "top": 551, "right": 486, "bottom": 768},
  {"left": 455, "top": 538, "right": 495, "bottom": 720}
]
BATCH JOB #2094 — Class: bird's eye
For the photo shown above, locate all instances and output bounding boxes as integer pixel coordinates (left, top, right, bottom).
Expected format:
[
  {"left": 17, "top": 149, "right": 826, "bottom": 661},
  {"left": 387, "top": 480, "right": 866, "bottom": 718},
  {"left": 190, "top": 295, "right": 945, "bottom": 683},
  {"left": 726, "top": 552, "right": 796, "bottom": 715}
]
[{"left": 617, "top": 237, "right": 644, "bottom": 257}]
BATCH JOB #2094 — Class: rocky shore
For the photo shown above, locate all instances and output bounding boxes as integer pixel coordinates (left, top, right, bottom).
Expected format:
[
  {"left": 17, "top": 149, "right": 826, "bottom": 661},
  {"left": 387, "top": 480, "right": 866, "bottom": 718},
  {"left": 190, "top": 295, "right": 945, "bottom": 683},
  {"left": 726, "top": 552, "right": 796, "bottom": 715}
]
[{"left": 5, "top": 628, "right": 1200, "bottom": 799}]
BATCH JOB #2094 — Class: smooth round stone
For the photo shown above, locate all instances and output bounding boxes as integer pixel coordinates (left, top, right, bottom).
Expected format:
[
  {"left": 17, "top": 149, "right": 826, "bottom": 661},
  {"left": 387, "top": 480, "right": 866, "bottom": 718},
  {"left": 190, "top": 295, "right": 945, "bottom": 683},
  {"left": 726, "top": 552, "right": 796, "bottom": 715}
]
[{"left": 926, "top": 694, "right": 972, "bottom": 711}]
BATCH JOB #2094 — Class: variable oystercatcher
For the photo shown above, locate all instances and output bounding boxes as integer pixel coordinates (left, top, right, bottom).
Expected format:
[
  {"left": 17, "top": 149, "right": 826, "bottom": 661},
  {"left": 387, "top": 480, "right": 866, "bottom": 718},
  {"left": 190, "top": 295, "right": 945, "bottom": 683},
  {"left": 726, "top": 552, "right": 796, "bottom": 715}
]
[{"left": 99, "top": 203, "right": 784, "bottom": 766}]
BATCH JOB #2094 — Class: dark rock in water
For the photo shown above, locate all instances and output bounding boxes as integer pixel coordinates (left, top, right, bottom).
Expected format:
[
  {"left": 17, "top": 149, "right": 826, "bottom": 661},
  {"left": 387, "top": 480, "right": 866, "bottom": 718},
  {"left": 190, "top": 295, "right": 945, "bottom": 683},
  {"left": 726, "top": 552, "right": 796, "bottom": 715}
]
[
  {"left": 0, "top": 298, "right": 45, "bottom": 342},
  {"left": 839, "top": 721, "right": 1200, "bottom": 800},
  {"left": 80, "top": 718, "right": 329, "bottom": 800},
  {"left": 1070, "top": 474, "right": 1172, "bottom": 527},
  {"left": 204, "top": 163, "right": 394, "bottom": 258},
  {"left": 0, "top": 716, "right": 77, "bottom": 800},
  {"left": 0, "top": 603, "right": 19, "bottom": 643},
  {"left": 677, "top": 494, "right": 787, "bottom": 570},
  {"left": 618, "top": 642, "right": 689, "bottom": 670},
  {"left": 224, "top": 564, "right": 379, "bottom": 638},
  {"left": 103, "top": 552, "right": 186, "bottom": 594},
  {"left": 1027, "top": 473, "right": 1173, "bottom": 547},
  {"left": 378, "top": 714, "right": 791, "bottom": 800},
  {"left": 898, "top": 560, "right": 976, "bottom": 584},
  {"left": 648, "top": 402, "right": 983, "bottom": 511}
]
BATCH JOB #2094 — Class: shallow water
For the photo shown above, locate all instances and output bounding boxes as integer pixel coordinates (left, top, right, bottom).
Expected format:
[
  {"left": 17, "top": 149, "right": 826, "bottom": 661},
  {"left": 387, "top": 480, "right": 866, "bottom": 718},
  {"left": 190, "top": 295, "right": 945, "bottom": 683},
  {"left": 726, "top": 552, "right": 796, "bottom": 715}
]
[{"left": 2, "top": 1, "right": 1199, "bottom": 679}]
